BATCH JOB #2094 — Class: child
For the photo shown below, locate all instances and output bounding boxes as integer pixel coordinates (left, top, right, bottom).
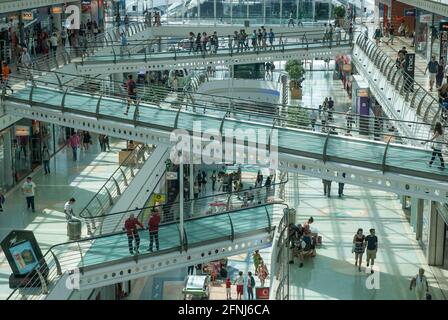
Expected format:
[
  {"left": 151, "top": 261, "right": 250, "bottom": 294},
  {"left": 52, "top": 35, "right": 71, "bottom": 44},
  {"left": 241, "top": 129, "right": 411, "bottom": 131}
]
[
  {"left": 226, "top": 277, "right": 232, "bottom": 300},
  {"left": 0, "top": 190, "right": 4, "bottom": 212}
]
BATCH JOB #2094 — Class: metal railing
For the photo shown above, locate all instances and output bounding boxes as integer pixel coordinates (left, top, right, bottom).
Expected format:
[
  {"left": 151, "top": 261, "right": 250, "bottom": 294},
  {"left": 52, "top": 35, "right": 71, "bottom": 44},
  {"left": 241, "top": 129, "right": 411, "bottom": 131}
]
[
  {"left": 274, "top": 207, "right": 292, "bottom": 300},
  {"left": 78, "top": 144, "right": 154, "bottom": 236}
]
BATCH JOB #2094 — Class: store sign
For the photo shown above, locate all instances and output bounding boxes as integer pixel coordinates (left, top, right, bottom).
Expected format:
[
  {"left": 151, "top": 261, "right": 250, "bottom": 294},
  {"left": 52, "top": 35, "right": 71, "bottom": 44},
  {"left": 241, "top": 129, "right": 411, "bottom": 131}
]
[
  {"left": 404, "top": 53, "right": 415, "bottom": 92},
  {"left": 356, "top": 88, "right": 369, "bottom": 97},
  {"left": 51, "top": 6, "right": 63, "bottom": 14},
  {"left": 404, "top": 8, "right": 416, "bottom": 17},
  {"left": 166, "top": 172, "right": 178, "bottom": 180},
  {"left": 15, "top": 126, "right": 30, "bottom": 136},
  {"left": 420, "top": 14, "right": 432, "bottom": 23},
  {"left": 256, "top": 287, "right": 270, "bottom": 299},
  {"left": 21, "top": 12, "right": 33, "bottom": 21}
]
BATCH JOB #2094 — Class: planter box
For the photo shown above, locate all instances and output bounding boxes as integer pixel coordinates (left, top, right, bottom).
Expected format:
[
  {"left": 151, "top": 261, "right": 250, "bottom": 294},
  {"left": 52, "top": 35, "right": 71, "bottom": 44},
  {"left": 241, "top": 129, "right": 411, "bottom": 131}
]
[{"left": 290, "top": 87, "right": 302, "bottom": 99}]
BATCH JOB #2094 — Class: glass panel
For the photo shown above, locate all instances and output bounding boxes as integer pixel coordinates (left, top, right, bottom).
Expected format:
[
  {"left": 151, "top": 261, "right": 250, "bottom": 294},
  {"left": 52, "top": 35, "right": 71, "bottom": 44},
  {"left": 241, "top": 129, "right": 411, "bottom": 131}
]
[
  {"left": 298, "top": 0, "right": 313, "bottom": 21},
  {"left": 265, "top": 0, "right": 280, "bottom": 25},
  {"left": 315, "top": 1, "right": 330, "bottom": 21},
  {"left": 247, "top": 0, "right": 263, "bottom": 25}
]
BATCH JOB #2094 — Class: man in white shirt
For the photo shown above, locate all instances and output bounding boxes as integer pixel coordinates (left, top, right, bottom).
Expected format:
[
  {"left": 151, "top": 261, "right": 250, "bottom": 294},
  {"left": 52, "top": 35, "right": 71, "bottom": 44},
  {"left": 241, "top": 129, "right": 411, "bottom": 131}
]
[
  {"left": 50, "top": 33, "right": 58, "bottom": 57},
  {"left": 64, "top": 198, "right": 76, "bottom": 221},
  {"left": 22, "top": 176, "right": 36, "bottom": 212}
]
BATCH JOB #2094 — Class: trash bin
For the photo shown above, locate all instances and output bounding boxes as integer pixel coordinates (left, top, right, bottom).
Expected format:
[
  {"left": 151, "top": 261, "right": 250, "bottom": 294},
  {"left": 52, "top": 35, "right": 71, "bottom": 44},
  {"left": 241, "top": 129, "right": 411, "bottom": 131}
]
[
  {"left": 244, "top": 20, "right": 250, "bottom": 27},
  {"left": 67, "top": 219, "right": 82, "bottom": 240},
  {"left": 283, "top": 208, "right": 296, "bottom": 224}
]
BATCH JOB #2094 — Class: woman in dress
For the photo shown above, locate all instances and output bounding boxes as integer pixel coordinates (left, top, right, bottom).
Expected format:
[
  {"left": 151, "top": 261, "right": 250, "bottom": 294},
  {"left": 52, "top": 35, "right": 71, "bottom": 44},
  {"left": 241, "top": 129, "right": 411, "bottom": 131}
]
[{"left": 353, "top": 228, "right": 366, "bottom": 272}]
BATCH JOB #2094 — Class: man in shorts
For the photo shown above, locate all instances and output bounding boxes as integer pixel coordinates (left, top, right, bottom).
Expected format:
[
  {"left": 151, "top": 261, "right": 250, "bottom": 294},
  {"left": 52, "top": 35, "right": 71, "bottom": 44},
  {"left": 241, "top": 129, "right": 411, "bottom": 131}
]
[
  {"left": 365, "top": 228, "right": 378, "bottom": 273},
  {"left": 124, "top": 74, "right": 138, "bottom": 115},
  {"left": 425, "top": 55, "right": 439, "bottom": 91}
]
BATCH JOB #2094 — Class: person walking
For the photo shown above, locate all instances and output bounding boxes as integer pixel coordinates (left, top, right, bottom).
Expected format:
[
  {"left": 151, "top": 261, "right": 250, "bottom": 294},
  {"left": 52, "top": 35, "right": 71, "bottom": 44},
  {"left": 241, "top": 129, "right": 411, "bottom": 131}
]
[
  {"left": 322, "top": 179, "right": 332, "bottom": 197},
  {"left": 147, "top": 209, "right": 161, "bottom": 252},
  {"left": 69, "top": 131, "right": 80, "bottom": 161},
  {"left": 193, "top": 182, "right": 199, "bottom": 199},
  {"left": 21, "top": 48, "right": 33, "bottom": 68},
  {"left": 82, "top": 131, "right": 91, "bottom": 151},
  {"left": 427, "top": 122, "right": 445, "bottom": 169},
  {"left": 352, "top": 228, "right": 366, "bottom": 272},
  {"left": 0, "top": 190, "right": 5, "bottom": 212},
  {"left": 288, "top": 10, "right": 295, "bottom": 27},
  {"left": 437, "top": 57, "right": 446, "bottom": 89},
  {"left": 104, "top": 135, "right": 110, "bottom": 151},
  {"left": 374, "top": 26, "right": 382, "bottom": 45},
  {"left": 64, "top": 198, "right": 76, "bottom": 220},
  {"left": 257, "top": 262, "right": 269, "bottom": 287},
  {"left": 253, "top": 250, "right": 262, "bottom": 275},
  {"left": 22, "top": 177, "right": 36, "bottom": 213},
  {"left": 410, "top": 268, "right": 429, "bottom": 300},
  {"left": 247, "top": 272, "right": 255, "bottom": 300},
  {"left": 268, "top": 28, "right": 275, "bottom": 50},
  {"left": 50, "top": 32, "right": 58, "bottom": 57},
  {"left": 425, "top": 55, "right": 439, "bottom": 91},
  {"left": 98, "top": 134, "right": 106, "bottom": 152},
  {"left": 124, "top": 74, "right": 138, "bottom": 115},
  {"left": 338, "top": 173, "right": 346, "bottom": 198},
  {"left": 1, "top": 61, "right": 13, "bottom": 94},
  {"left": 234, "top": 271, "right": 244, "bottom": 300},
  {"left": 42, "top": 145, "right": 51, "bottom": 175},
  {"left": 124, "top": 214, "right": 144, "bottom": 255},
  {"left": 365, "top": 228, "right": 378, "bottom": 273}
]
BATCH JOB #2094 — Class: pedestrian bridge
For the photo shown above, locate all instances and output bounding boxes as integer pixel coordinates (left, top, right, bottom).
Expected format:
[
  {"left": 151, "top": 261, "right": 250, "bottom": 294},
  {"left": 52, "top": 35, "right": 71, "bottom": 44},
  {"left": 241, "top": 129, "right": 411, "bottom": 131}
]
[{"left": 74, "top": 31, "right": 354, "bottom": 75}]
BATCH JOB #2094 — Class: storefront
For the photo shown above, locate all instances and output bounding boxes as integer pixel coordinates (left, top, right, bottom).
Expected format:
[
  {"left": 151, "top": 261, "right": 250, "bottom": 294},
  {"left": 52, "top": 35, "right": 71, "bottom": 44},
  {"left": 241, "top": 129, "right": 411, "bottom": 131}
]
[{"left": 0, "top": 120, "right": 66, "bottom": 193}]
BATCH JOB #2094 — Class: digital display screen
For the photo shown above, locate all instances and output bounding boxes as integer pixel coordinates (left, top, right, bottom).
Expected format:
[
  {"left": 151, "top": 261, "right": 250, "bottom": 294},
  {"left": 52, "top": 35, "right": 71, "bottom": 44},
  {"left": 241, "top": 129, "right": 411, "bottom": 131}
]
[{"left": 9, "top": 240, "right": 39, "bottom": 275}]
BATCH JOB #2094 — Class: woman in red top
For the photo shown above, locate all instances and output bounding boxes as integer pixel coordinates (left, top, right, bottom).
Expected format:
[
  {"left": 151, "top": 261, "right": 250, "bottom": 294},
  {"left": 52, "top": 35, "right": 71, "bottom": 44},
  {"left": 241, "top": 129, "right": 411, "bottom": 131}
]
[{"left": 226, "top": 278, "right": 232, "bottom": 300}]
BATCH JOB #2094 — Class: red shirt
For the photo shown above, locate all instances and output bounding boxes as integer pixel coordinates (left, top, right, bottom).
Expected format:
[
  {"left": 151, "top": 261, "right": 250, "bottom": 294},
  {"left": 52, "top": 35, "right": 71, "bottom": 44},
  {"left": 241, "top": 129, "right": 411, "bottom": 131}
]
[
  {"left": 148, "top": 214, "right": 161, "bottom": 232},
  {"left": 226, "top": 279, "right": 231, "bottom": 288},
  {"left": 124, "top": 218, "right": 143, "bottom": 236}
]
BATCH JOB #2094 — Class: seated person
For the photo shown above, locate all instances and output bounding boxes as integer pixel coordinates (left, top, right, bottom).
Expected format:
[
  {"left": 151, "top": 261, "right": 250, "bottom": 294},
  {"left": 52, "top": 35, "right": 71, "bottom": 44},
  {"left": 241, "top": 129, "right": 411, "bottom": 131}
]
[
  {"left": 303, "top": 217, "right": 318, "bottom": 238},
  {"left": 296, "top": 234, "right": 316, "bottom": 268}
]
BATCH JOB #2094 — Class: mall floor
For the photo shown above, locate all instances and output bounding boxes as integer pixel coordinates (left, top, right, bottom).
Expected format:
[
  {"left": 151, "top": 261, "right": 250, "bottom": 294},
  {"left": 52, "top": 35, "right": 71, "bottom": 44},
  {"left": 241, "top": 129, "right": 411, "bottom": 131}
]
[{"left": 0, "top": 136, "right": 126, "bottom": 299}]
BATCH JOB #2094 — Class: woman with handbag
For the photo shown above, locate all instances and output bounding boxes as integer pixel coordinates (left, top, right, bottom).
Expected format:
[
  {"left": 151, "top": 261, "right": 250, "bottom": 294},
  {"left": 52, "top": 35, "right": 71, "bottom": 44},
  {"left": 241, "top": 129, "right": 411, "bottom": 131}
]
[
  {"left": 428, "top": 122, "right": 445, "bottom": 170},
  {"left": 353, "top": 228, "right": 366, "bottom": 272}
]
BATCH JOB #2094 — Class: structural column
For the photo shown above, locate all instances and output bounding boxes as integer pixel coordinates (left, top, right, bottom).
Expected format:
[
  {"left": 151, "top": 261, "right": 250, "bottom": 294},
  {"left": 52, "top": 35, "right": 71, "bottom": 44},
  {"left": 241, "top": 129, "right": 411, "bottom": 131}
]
[
  {"left": 427, "top": 201, "right": 445, "bottom": 265},
  {"left": 179, "top": 159, "right": 184, "bottom": 244},
  {"left": 410, "top": 197, "right": 424, "bottom": 240}
]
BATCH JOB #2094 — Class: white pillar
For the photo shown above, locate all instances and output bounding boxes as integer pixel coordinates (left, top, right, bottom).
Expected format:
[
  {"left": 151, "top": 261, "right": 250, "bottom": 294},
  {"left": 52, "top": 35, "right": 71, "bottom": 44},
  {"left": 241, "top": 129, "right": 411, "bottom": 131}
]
[
  {"left": 179, "top": 161, "right": 184, "bottom": 244},
  {"left": 263, "top": 0, "right": 266, "bottom": 25},
  {"left": 296, "top": 0, "right": 299, "bottom": 21},
  {"left": 182, "top": 0, "right": 186, "bottom": 24},
  {"left": 198, "top": 0, "right": 201, "bottom": 25},
  {"left": 280, "top": 0, "right": 283, "bottom": 26},
  {"left": 230, "top": 0, "right": 233, "bottom": 25},
  {"left": 190, "top": 163, "right": 194, "bottom": 200},
  {"left": 214, "top": 0, "right": 217, "bottom": 26}
]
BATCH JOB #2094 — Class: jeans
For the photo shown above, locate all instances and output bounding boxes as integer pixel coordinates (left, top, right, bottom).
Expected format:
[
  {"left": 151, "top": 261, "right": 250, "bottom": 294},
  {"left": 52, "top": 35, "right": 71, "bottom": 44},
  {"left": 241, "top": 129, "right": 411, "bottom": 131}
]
[
  {"left": 127, "top": 233, "right": 140, "bottom": 253},
  {"left": 149, "top": 231, "right": 159, "bottom": 251},
  {"left": 43, "top": 160, "right": 50, "bottom": 174},
  {"left": 26, "top": 196, "right": 35, "bottom": 211},
  {"left": 338, "top": 183, "right": 345, "bottom": 196},
  {"left": 247, "top": 286, "right": 254, "bottom": 300},
  {"left": 72, "top": 146, "right": 78, "bottom": 161},
  {"left": 430, "top": 149, "right": 445, "bottom": 167}
]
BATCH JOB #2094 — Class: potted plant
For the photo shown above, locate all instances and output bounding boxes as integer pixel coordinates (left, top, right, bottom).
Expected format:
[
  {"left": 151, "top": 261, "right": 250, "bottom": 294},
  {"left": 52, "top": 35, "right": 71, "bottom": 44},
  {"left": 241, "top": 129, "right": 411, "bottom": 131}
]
[
  {"left": 285, "top": 60, "right": 305, "bottom": 99},
  {"left": 333, "top": 5, "right": 346, "bottom": 27}
]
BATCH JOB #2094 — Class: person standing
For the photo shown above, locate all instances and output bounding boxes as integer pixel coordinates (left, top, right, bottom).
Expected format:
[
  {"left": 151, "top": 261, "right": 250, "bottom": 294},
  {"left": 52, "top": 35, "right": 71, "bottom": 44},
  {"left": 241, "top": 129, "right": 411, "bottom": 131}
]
[
  {"left": 365, "top": 228, "right": 378, "bottom": 273},
  {"left": 425, "top": 55, "right": 439, "bottom": 91},
  {"left": 193, "top": 182, "right": 199, "bottom": 199},
  {"left": 98, "top": 134, "right": 106, "bottom": 152},
  {"left": 69, "top": 131, "right": 80, "bottom": 161},
  {"left": 234, "top": 271, "right": 244, "bottom": 300},
  {"left": 82, "top": 131, "right": 91, "bottom": 151},
  {"left": 338, "top": 172, "right": 346, "bottom": 198},
  {"left": 288, "top": 10, "right": 295, "bottom": 27},
  {"left": 374, "top": 26, "right": 382, "bottom": 45},
  {"left": 42, "top": 145, "right": 51, "bottom": 175},
  {"left": 437, "top": 57, "right": 446, "bottom": 89},
  {"left": 268, "top": 28, "right": 275, "bottom": 50},
  {"left": 124, "top": 214, "right": 144, "bottom": 254},
  {"left": 226, "top": 277, "right": 232, "bottom": 300},
  {"left": 211, "top": 170, "right": 217, "bottom": 191},
  {"left": 21, "top": 48, "right": 32, "bottom": 68},
  {"left": 257, "top": 262, "right": 269, "bottom": 287},
  {"left": 104, "top": 135, "right": 110, "bottom": 151},
  {"left": 352, "top": 228, "right": 366, "bottom": 272},
  {"left": 428, "top": 122, "right": 445, "bottom": 169},
  {"left": 1, "top": 61, "right": 13, "bottom": 93},
  {"left": 50, "top": 32, "right": 58, "bottom": 57},
  {"left": 410, "top": 268, "right": 429, "bottom": 300},
  {"left": 247, "top": 272, "right": 255, "bottom": 300},
  {"left": 147, "top": 210, "right": 161, "bottom": 252},
  {"left": 64, "top": 198, "right": 76, "bottom": 220},
  {"left": 22, "top": 177, "right": 36, "bottom": 213},
  {"left": 310, "top": 109, "right": 317, "bottom": 131}
]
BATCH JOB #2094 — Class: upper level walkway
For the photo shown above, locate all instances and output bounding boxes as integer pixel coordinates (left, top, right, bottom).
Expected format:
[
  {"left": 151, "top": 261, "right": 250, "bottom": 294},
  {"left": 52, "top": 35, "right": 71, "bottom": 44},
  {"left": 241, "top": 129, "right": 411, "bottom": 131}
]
[
  {"left": 2, "top": 71, "right": 448, "bottom": 202},
  {"left": 74, "top": 31, "right": 354, "bottom": 75}
]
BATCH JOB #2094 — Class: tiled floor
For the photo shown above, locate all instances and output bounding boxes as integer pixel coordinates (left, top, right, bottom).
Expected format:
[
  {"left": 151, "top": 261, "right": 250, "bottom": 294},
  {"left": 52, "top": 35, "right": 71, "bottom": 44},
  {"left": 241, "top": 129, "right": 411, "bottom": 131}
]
[{"left": 0, "top": 136, "right": 126, "bottom": 299}]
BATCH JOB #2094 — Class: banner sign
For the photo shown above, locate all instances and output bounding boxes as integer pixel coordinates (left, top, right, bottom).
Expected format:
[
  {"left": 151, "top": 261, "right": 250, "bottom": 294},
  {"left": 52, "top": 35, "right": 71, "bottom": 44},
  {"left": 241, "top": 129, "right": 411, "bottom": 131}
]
[{"left": 404, "top": 53, "right": 415, "bottom": 92}]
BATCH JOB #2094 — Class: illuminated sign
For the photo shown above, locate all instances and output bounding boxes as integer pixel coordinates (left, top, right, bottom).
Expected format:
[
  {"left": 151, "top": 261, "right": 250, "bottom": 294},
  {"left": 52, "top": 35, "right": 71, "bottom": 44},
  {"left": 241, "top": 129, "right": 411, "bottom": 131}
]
[
  {"left": 51, "top": 6, "right": 63, "bottom": 14},
  {"left": 21, "top": 12, "right": 33, "bottom": 20},
  {"left": 356, "top": 89, "right": 369, "bottom": 97}
]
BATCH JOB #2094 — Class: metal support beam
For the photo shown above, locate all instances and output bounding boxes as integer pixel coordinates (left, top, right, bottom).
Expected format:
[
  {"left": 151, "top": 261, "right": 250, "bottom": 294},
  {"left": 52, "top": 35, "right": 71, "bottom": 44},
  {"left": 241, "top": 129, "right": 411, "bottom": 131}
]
[
  {"left": 382, "top": 138, "right": 391, "bottom": 174},
  {"left": 322, "top": 132, "right": 331, "bottom": 163},
  {"left": 95, "top": 95, "right": 103, "bottom": 118}
]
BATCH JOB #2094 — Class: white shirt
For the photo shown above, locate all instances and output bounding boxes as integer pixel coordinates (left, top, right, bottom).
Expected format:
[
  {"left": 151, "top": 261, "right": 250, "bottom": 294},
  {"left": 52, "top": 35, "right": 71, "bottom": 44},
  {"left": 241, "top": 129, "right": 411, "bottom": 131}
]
[
  {"left": 22, "top": 181, "right": 36, "bottom": 197},
  {"left": 64, "top": 201, "right": 74, "bottom": 219},
  {"left": 50, "top": 36, "right": 58, "bottom": 47},
  {"left": 415, "top": 275, "right": 427, "bottom": 290}
]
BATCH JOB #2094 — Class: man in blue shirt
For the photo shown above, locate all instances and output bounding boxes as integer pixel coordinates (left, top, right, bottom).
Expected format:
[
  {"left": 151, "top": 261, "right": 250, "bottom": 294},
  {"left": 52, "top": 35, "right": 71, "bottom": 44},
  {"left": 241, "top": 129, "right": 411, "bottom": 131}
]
[
  {"left": 365, "top": 229, "right": 378, "bottom": 273},
  {"left": 425, "top": 55, "right": 439, "bottom": 91},
  {"left": 268, "top": 29, "right": 275, "bottom": 50}
]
